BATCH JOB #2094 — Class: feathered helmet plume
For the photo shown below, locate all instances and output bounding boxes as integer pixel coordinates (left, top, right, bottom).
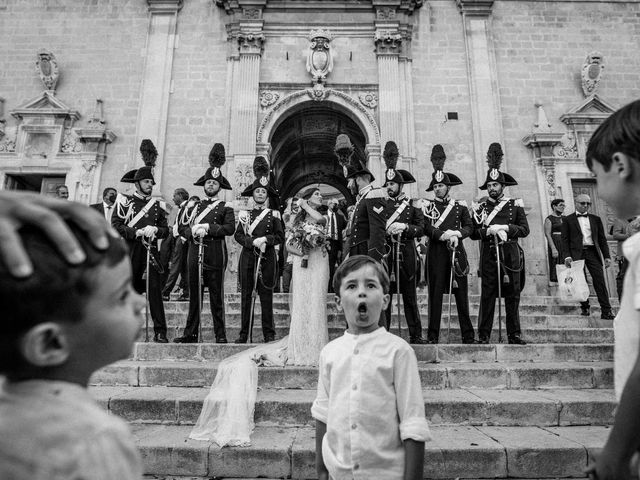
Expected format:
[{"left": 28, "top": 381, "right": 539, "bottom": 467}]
[
  {"left": 430, "top": 144, "right": 446, "bottom": 172},
  {"left": 479, "top": 142, "right": 517, "bottom": 190},
  {"left": 140, "top": 139, "right": 157, "bottom": 167},
  {"left": 194, "top": 143, "right": 232, "bottom": 189},
  {"left": 426, "top": 144, "right": 462, "bottom": 191},
  {"left": 335, "top": 134, "right": 354, "bottom": 177},
  {"left": 241, "top": 155, "right": 278, "bottom": 197},
  {"left": 486, "top": 142, "right": 503, "bottom": 170}
]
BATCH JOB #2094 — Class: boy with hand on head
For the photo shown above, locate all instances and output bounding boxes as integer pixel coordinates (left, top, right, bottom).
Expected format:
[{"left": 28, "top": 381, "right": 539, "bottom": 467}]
[
  {"left": 0, "top": 220, "right": 145, "bottom": 479},
  {"left": 584, "top": 99, "right": 640, "bottom": 480},
  {"left": 312, "top": 255, "right": 431, "bottom": 480}
]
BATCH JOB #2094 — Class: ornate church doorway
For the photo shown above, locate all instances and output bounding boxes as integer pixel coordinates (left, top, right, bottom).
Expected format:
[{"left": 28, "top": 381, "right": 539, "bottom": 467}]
[{"left": 268, "top": 103, "right": 367, "bottom": 205}]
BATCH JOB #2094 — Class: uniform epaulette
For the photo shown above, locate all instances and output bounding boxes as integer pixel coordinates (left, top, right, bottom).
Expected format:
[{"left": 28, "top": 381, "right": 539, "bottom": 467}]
[
  {"left": 367, "top": 187, "right": 387, "bottom": 199},
  {"left": 455, "top": 200, "right": 468, "bottom": 207},
  {"left": 513, "top": 198, "right": 525, "bottom": 208},
  {"left": 271, "top": 209, "right": 281, "bottom": 219}
]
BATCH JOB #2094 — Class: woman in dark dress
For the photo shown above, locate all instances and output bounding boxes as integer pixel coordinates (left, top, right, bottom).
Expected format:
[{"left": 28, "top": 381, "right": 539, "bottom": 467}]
[{"left": 544, "top": 198, "right": 566, "bottom": 283}]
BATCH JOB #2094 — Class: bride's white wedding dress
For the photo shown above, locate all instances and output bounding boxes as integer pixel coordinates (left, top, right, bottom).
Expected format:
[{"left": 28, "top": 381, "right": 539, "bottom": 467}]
[{"left": 190, "top": 226, "right": 329, "bottom": 447}]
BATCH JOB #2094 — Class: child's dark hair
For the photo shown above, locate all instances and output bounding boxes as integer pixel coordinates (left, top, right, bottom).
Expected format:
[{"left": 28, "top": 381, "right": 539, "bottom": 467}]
[
  {"left": 586, "top": 99, "right": 640, "bottom": 171},
  {"left": 332, "top": 255, "right": 390, "bottom": 295},
  {"left": 0, "top": 220, "right": 128, "bottom": 373}
]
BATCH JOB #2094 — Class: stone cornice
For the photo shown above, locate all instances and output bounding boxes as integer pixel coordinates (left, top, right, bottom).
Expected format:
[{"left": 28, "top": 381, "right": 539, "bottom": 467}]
[
  {"left": 456, "top": 0, "right": 494, "bottom": 16},
  {"left": 215, "top": 0, "right": 423, "bottom": 15},
  {"left": 147, "top": 0, "right": 183, "bottom": 13}
]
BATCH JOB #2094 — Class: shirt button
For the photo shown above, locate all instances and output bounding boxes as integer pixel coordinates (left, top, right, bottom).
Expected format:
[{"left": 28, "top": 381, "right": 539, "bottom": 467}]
[
  {"left": 352, "top": 384, "right": 357, "bottom": 390},
  {"left": 354, "top": 464, "right": 360, "bottom": 470},
  {"left": 351, "top": 423, "right": 357, "bottom": 429},
  {"left": 354, "top": 349, "right": 359, "bottom": 355}
]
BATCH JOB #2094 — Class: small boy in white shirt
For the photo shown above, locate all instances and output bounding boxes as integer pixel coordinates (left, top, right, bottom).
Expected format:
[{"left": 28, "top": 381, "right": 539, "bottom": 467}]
[
  {"left": 312, "top": 255, "right": 431, "bottom": 480},
  {"left": 0, "top": 218, "right": 145, "bottom": 480},
  {"left": 584, "top": 99, "right": 640, "bottom": 480}
]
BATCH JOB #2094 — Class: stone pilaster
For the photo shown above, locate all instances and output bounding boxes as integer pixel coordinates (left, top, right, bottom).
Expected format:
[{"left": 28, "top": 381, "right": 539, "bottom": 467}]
[
  {"left": 375, "top": 29, "right": 403, "bottom": 159},
  {"left": 134, "top": 0, "right": 183, "bottom": 193},
  {"left": 457, "top": 0, "right": 504, "bottom": 188}
]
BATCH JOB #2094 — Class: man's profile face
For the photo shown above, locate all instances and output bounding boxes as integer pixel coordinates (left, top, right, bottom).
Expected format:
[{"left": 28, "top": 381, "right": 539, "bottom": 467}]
[
  {"left": 56, "top": 186, "right": 69, "bottom": 199},
  {"left": 487, "top": 181, "right": 504, "bottom": 199},
  {"left": 172, "top": 190, "right": 183, "bottom": 206},
  {"left": 104, "top": 189, "right": 117, "bottom": 206}
]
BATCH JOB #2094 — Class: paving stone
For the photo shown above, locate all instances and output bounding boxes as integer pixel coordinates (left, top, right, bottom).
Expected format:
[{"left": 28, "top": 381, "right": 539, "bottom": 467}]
[
  {"left": 479, "top": 426, "right": 587, "bottom": 477},
  {"left": 507, "top": 362, "right": 597, "bottom": 389},
  {"left": 470, "top": 389, "right": 559, "bottom": 426},
  {"left": 541, "top": 389, "right": 616, "bottom": 426},
  {"left": 544, "top": 425, "right": 611, "bottom": 462}
]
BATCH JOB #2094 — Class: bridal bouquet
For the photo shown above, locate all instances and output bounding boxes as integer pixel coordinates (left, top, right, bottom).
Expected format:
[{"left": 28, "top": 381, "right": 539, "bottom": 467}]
[{"left": 287, "top": 222, "right": 328, "bottom": 268}]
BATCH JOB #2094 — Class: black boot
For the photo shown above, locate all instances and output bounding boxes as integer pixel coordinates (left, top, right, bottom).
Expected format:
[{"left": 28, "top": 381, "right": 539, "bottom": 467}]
[
  {"left": 508, "top": 335, "right": 527, "bottom": 345},
  {"left": 154, "top": 333, "right": 169, "bottom": 343},
  {"left": 174, "top": 334, "right": 198, "bottom": 343}
]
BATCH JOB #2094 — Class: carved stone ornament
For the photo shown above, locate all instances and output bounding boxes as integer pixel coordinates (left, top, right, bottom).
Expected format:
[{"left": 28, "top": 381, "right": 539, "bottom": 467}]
[
  {"left": 543, "top": 165, "right": 556, "bottom": 197},
  {"left": 0, "top": 126, "right": 16, "bottom": 153},
  {"left": 60, "top": 128, "right": 82, "bottom": 153},
  {"left": 36, "top": 49, "right": 59, "bottom": 91},
  {"left": 552, "top": 132, "right": 579, "bottom": 159},
  {"left": 581, "top": 51, "right": 604, "bottom": 97},
  {"left": 306, "top": 29, "right": 333, "bottom": 84},
  {"left": 243, "top": 8, "right": 260, "bottom": 19},
  {"left": 307, "top": 83, "right": 330, "bottom": 102},
  {"left": 374, "top": 30, "right": 403, "bottom": 55},
  {"left": 80, "top": 158, "right": 99, "bottom": 189},
  {"left": 377, "top": 7, "right": 396, "bottom": 19},
  {"left": 237, "top": 32, "right": 265, "bottom": 55},
  {"left": 358, "top": 92, "right": 378, "bottom": 109},
  {"left": 260, "top": 91, "right": 280, "bottom": 108}
]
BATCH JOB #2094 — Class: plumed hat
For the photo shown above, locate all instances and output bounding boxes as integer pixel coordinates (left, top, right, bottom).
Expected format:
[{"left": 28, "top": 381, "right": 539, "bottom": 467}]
[
  {"left": 478, "top": 142, "right": 517, "bottom": 190},
  {"left": 426, "top": 144, "right": 463, "bottom": 191},
  {"left": 121, "top": 139, "right": 157, "bottom": 184},
  {"left": 194, "top": 143, "right": 231, "bottom": 190},
  {"left": 334, "top": 134, "right": 355, "bottom": 178},
  {"left": 241, "top": 156, "right": 279, "bottom": 197},
  {"left": 344, "top": 157, "right": 375, "bottom": 182}
]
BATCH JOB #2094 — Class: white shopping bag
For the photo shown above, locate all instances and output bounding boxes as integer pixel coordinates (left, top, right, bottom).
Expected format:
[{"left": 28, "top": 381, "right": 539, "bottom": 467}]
[{"left": 556, "top": 260, "right": 590, "bottom": 302}]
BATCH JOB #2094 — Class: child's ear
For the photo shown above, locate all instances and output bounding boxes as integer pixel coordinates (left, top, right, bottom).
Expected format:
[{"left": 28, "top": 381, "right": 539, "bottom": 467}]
[
  {"left": 334, "top": 294, "right": 342, "bottom": 311},
  {"left": 612, "top": 152, "right": 633, "bottom": 179},
  {"left": 381, "top": 293, "right": 390, "bottom": 310},
  {"left": 20, "top": 323, "right": 70, "bottom": 367}
]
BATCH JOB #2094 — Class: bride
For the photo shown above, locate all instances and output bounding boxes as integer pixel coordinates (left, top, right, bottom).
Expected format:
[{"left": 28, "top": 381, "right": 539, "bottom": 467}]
[{"left": 189, "top": 187, "right": 330, "bottom": 446}]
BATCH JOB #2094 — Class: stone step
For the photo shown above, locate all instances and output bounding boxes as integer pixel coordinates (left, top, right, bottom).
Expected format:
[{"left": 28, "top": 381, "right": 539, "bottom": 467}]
[
  {"left": 162, "top": 301, "right": 612, "bottom": 316},
  {"left": 153, "top": 325, "right": 613, "bottom": 344},
  {"left": 160, "top": 312, "right": 614, "bottom": 329},
  {"left": 168, "top": 292, "right": 619, "bottom": 307},
  {"left": 133, "top": 424, "right": 608, "bottom": 478},
  {"left": 93, "top": 360, "right": 613, "bottom": 389},
  {"left": 91, "top": 386, "right": 615, "bottom": 427},
  {"left": 130, "top": 342, "right": 613, "bottom": 363}
]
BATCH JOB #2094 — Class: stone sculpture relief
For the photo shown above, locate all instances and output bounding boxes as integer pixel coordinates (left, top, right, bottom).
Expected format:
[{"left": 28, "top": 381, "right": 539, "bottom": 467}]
[
  {"left": 306, "top": 29, "right": 333, "bottom": 84},
  {"left": 259, "top": 91, "right": 280, "bottom": 108},
  {"left": 581, "top": 51, "right": 604, "bottom": 97},
  {"left": 359, "top": 92, "right": 378, "bottom": 109},
  {"left": 36, "top": 49, "right": 59, "bottom": 91}
]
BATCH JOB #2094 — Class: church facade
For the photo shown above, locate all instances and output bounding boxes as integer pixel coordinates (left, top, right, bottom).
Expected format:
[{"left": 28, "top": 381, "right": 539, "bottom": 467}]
[{"left": 1, "top": 0, "right": 639, "bottom": 294}]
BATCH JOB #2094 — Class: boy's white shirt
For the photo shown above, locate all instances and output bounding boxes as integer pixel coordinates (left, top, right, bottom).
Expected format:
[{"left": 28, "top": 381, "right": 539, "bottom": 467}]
[
  {"left": 311, "top": 327, "right": 431, "bottom": 480},
  {"left": 614, "top": 231, "right": 640, "bottom": 400}
]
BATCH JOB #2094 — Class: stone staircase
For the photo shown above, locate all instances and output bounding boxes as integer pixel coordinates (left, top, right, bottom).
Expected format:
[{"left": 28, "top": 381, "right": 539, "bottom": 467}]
[{"left": 91, "top": 293, "right": 616, "bottom": 479}]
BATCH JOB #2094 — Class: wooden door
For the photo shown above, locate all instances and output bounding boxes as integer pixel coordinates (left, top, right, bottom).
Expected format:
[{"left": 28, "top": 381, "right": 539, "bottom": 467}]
[{"left": 40, "top": 176, "right": 66, "bottom": 197}]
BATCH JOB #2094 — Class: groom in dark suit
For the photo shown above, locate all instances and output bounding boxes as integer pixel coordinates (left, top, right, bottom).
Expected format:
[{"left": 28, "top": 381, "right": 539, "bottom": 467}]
[{"left": 560, "top": 194, "right": 614, "bottom": 319}]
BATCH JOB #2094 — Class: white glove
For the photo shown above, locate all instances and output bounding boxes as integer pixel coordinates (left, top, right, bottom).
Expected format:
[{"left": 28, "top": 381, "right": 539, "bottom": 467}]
[
  {"left": 497, "top": 230, "right": 508, "bottom": 242},
  {"left": 252, "top": 236, "right": 267, "bottom": 249},
  {"left": 445, "top": 230, "right": 462, "bottom": 238},
  {"left": 439, "top": 231, "right": 451, "bottom": 242},
  {"left": 142, "top": 226, "right": 158, "bottom": 238},
  {"left": 487, "top": 224, "right": 508, "bottom": 236},
  {"left": 192, "top": 223, "right": 209, "bottom": 238},
  {"left": 135, "top": 229, "right": 144, "bottom": 238},
  {"left": 448, "top": 236, "right": 459, "bottom": 249},
  {"left": 388, "top": 222, "right": 407, "bottom": 235}
]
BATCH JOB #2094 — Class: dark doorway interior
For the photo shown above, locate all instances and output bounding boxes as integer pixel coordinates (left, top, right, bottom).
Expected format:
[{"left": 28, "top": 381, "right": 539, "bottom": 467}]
[
  {"left": 4, "top": 174, "right": 66, "bottom": 197},
  {"left": 269, "top": 103, "right": 367, "bottom": 205}
]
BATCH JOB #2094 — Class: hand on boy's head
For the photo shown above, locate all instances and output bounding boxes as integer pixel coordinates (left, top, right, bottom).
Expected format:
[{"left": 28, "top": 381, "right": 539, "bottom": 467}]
[{"left": 0, "top": 191, "right": 114, "bottom": 278}]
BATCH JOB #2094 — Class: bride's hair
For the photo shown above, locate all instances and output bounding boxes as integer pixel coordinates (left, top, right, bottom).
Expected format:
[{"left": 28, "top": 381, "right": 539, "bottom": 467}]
[{"left": 293, "top": 187, "right": 320, "bottom": 225}]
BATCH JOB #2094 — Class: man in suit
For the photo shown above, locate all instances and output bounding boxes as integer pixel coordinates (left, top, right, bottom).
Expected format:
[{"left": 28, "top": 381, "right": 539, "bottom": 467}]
[
  {"left": 161, "top": 188, "right": 190, "bottom": 302},
  {"left": 89, "top": 187, "right": 117, "bottom": 224},
  {"left": 561, "top": 193, "right": 614, "bottom": 319},
  {"left": 326, "top": 198, "right": 345, "bottom": 292}
]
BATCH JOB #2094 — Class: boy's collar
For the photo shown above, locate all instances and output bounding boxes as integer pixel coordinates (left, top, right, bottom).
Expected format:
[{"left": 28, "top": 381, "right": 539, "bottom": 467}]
[{"left": 344, "top": 326, "right": 385, "bottom": 338}]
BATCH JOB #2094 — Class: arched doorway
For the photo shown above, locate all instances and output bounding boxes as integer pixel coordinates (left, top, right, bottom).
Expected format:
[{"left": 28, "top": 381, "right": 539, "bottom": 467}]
[{"left": 268, "top": 102, "right": 368, "bottom": 204}]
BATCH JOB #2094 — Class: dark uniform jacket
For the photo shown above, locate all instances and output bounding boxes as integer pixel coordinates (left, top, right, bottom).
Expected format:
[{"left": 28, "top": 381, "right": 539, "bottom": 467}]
[
  {"left": 111, "top": 192, "right": 169, "bottom": 242},
  {"left": 383, "top": 195, "right": 424, "bottom": 281},
  {"left": 178, "top": 198, "right": 235, "bottom": 270},
  {"left": 347, "top": 184, "right": 388, "bottom": 261},
  {"left": 471, "top": 197, "right": 529, "bottom": 295}
]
